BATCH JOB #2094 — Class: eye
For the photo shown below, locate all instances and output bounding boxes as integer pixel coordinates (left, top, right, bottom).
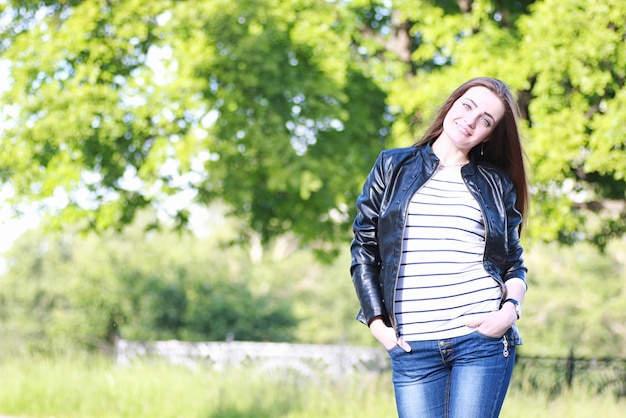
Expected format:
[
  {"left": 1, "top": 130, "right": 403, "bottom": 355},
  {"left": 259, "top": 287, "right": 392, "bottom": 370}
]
[
  {"left": 462, "top": 102, "right": 471, "bottom": 110},
  {"left": 481, "top": 118, "right": 492, "bottom": 127}
]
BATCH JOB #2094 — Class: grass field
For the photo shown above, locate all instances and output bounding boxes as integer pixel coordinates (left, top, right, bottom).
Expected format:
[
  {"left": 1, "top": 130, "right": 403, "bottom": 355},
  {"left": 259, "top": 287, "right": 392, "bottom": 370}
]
[{"left": 0, "top": 354, "right": 624, "bottom": 417}]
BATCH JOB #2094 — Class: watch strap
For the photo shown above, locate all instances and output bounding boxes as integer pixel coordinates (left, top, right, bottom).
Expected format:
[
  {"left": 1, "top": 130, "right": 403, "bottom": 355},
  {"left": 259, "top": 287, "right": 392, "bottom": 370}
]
[{"left": 503, "top": 298, "right": 520, "bottom": 319}]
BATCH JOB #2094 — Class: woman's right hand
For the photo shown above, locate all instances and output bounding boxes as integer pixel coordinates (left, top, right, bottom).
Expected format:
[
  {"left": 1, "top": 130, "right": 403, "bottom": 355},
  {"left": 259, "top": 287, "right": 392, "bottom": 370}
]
[{"left": 369, "top": 317, "right": 412, "bottom": 352}]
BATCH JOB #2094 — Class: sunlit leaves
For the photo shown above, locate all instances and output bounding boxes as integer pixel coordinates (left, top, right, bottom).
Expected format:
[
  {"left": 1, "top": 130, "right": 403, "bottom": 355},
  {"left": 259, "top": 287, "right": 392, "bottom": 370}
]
[
  {"left": 0, "top": 0, "right": 625, "bottom": 248},
  {"left": 516, "top": 0, "right": 626, "bottom": 245}
]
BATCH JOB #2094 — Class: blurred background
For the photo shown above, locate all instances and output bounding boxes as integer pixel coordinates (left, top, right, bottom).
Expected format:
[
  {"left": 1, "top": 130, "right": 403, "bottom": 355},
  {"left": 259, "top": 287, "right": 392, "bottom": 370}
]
[{"left": 0, "top": 0, "right": 625, "bottom": 416}]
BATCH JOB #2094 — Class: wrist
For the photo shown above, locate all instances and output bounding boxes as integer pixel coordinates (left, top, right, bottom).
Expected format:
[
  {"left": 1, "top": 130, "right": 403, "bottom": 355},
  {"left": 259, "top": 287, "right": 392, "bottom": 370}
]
[{"left": 503, "top": 298, "right": 521, "bottom": 319}]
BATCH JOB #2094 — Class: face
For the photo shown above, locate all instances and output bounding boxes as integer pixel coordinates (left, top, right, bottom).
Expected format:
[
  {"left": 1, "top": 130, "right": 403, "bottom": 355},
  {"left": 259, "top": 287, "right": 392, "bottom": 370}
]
[{"left": 441, "top": 86, "right": 505, "bottom": 152}]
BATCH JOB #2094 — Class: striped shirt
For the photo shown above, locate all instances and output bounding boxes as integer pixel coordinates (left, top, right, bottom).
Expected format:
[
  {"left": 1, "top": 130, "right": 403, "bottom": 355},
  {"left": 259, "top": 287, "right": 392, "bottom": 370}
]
[{"left": 395, "top": 166, "right": 502, "bottom": 341}]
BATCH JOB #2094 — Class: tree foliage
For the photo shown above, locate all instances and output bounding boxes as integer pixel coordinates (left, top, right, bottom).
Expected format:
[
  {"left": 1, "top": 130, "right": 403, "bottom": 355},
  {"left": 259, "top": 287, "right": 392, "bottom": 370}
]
[
  {"left": 0, "top": 212, "right": 301, "bottom": 353},
  {"left": 0, "top": 0, "right": 625, "bottom": 249}
]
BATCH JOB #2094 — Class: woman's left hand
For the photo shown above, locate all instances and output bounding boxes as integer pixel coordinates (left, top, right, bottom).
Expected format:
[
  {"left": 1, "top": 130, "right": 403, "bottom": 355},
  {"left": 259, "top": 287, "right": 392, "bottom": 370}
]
[{"left": 465, "top": 304, "right": 518, "bottom": 338}]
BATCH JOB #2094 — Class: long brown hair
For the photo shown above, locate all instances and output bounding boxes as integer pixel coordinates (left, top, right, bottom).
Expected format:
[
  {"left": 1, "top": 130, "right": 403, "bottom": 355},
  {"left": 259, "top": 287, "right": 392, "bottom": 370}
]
[{"left": 415, "top": 77, "right": 529, "bottom": 232}]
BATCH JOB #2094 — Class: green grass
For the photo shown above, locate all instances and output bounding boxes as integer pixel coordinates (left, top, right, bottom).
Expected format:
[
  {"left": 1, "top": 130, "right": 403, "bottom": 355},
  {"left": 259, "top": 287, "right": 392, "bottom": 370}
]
[
  {"left": 0, "top": 354, "right": 623, "bottom": 417},
  {"left": 503, "top": 389, "right": 624, "bottom": 418}
]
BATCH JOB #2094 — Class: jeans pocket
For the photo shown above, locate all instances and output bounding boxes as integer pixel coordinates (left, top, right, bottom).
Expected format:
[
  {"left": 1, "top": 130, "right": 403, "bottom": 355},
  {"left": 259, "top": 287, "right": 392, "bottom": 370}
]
[
  {"left": 474, "top": 329, "right": 504, "bottom": 341},
  {"left": 387, "top": 345, "right": 405, "bottom": 356}
]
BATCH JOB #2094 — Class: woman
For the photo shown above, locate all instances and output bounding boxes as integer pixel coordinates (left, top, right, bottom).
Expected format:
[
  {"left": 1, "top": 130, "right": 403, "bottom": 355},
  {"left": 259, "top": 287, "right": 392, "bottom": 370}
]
[{"left": 350, "top": 77, "right": 528, "bottom": 418}]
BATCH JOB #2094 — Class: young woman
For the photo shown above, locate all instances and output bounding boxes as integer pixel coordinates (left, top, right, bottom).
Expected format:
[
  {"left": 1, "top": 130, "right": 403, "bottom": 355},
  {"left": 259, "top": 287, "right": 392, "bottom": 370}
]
[{"left": 351, "top": 77, "right": 528, "bottom": 418}]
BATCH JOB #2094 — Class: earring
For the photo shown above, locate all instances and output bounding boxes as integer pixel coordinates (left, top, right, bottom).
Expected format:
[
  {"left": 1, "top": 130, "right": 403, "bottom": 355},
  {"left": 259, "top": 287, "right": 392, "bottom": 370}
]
[{"left": 480, "top": 142, "right": 484, "bottom": 156}]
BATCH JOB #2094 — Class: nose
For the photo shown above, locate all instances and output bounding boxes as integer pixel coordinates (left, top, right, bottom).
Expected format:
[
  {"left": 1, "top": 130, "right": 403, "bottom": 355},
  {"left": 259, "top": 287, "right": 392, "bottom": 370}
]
[
  {"left": 465, "top": 110, "right": 481, "bottom": 128},
  {"left": 465, "top": 116, "right": 476, "bottom": 128}
]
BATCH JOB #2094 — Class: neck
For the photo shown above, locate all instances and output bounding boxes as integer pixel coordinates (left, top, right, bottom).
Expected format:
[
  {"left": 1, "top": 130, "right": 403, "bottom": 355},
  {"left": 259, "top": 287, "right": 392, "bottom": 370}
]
[
  {"left": 439, "top": 161, "right": 467, "bottom": 167},
  {"left": 431, "top": 140, "right": 469, "bottom": 167}
]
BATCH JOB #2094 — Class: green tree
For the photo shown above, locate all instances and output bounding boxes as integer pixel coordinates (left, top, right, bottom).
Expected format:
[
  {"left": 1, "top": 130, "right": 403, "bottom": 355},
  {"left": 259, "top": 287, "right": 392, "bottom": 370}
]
[
  {"left": 0, "top": 212, "right": 299, "bottom": 353},
  {"left": 517, "top": 0, "right": 626, "bottom": 247},
  {"left": 0, "top": 0, "right": 387, "bottom": 253},
  {"left": 1, "top": 0, "right": 625, "bottom": 249}
]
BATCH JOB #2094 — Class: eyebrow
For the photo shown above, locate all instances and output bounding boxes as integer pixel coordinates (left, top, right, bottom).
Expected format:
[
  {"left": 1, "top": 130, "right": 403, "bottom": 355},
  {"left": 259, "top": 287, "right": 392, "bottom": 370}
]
[{"left": 465, "top": 98, "right": 496, "bottom": 122}]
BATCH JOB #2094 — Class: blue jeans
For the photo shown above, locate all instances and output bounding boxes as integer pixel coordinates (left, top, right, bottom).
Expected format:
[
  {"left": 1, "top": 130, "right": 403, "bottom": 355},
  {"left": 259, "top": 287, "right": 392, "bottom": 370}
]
[{"left": 388, "top": 331, "right": 515, "bottom": 418}]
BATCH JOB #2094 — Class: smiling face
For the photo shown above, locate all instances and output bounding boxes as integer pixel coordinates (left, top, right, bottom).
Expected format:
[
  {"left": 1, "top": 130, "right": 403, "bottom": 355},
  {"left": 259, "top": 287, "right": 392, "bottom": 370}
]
[{"left": 441, "top": 86, "right": 506, "bottom": 153}]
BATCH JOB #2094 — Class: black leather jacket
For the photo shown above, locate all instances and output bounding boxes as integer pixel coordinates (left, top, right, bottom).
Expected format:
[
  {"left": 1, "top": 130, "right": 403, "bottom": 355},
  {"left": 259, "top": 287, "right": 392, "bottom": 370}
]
[{"left": 350, "top": 144, "right": 526, "bottom": 345}]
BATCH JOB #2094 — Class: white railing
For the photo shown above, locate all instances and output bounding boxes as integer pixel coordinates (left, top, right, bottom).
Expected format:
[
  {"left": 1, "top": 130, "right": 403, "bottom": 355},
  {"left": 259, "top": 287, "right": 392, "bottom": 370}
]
[{"left": 115, "top": 339, "right": 389, "bottom": 378}]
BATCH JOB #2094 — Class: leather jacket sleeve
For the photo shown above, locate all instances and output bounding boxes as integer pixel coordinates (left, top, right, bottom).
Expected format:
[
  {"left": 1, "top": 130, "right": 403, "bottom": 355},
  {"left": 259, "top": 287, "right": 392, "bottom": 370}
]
[
  {"left": 350, "top": 151, "right": 387, "bottom": 326},
  {"left": 470, "top": 164, "right": 527, "bottom": 287},
  {"left": 502, "top": 177, "right": 527, "bottom": 284}
]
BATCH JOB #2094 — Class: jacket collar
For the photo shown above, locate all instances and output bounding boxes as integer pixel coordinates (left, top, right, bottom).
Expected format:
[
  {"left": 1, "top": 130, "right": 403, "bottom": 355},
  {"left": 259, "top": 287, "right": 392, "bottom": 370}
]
[
  {"left": 419, "top": 142, "right": 439, "bottom": 171},
  {"left": 418, "top": 142, "right": 477, "bottom": 175}
]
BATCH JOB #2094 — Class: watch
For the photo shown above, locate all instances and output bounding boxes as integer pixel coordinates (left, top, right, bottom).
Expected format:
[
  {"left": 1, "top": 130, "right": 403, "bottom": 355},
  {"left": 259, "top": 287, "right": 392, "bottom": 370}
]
[{"left": 503, "top": 298, "right": 521, "bottom": 319}]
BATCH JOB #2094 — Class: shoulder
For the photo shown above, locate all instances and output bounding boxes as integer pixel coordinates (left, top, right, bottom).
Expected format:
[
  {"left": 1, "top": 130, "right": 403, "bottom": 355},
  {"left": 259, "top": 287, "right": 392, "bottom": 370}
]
[
  {"left": 380, "top": 146, "right": 420, "bottom": 158},
  {"left": 474, "top": 161, "right": 516, "bottom": 193},
  {"left": 475, "top": 160, "right": 512, "bottom": 181},
  {"left": 376, "top": 146, "right": 422, "bottom": 167}
]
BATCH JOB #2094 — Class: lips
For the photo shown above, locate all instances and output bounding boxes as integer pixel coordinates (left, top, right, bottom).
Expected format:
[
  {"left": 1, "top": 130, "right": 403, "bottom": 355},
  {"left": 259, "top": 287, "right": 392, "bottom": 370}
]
[{"left": 455, "top": 122, "right": 472, "bottom": 137}]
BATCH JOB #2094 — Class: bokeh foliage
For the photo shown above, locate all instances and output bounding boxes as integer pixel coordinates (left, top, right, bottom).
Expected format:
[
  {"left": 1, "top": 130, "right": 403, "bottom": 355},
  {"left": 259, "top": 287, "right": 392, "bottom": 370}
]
[
  {"left": 0, "top": 210, "right": 305, "bottom": 353},
  {"left": 0, "top": 0, "right": 625, "bottom": 249}
]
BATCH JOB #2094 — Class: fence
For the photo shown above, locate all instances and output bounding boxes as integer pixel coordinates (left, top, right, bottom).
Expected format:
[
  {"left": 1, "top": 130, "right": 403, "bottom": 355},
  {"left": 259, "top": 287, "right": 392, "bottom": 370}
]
[
  {"left": 115, "top": 339, "right": 626, "bottom": 397},
  {"left": 115, "top": 339, "right": 389, "bottom": 379},
  {"left": 513, "top": 351, "right": 626, "bottom": 398}
]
